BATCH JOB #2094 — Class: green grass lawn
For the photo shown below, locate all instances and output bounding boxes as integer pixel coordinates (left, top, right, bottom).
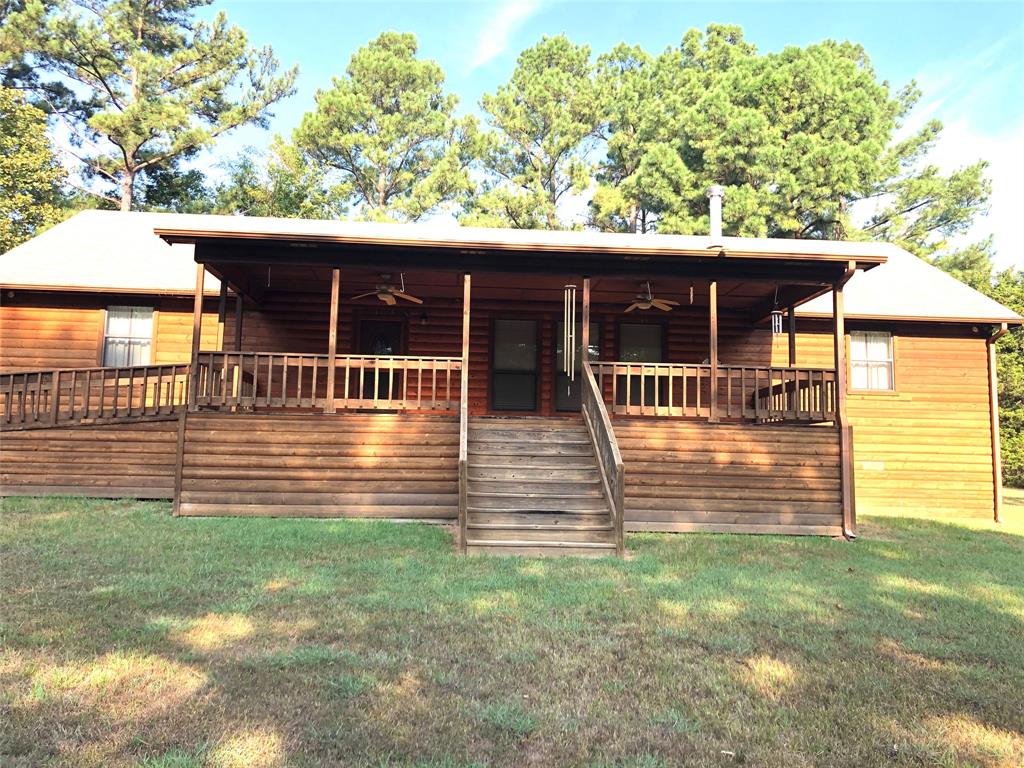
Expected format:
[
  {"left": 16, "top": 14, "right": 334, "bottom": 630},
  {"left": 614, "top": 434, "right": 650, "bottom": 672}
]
[{"left": 1, "top": 497, "right": 1022, "bottom": 768}]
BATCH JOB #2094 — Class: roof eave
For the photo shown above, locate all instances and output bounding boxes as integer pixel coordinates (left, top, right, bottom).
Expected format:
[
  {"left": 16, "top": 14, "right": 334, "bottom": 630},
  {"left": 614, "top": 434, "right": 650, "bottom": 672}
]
[{"left": 796, "top": 311, "right": 1024, "bottom": 326}]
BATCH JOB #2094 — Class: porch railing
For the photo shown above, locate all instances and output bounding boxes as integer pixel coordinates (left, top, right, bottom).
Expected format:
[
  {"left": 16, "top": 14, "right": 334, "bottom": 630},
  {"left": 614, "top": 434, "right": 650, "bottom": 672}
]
[
  {"left": 1, "top": 364, "right": 190, "bottom": 430},
  {"left": 590, "top": 362, "right": 836, "bottom": 423},
  {"left": 193, "top": 351, "right": 464, "bottom": 412},
  {"left": 581, "top": 362, "right": 625, "bottom": 555}
]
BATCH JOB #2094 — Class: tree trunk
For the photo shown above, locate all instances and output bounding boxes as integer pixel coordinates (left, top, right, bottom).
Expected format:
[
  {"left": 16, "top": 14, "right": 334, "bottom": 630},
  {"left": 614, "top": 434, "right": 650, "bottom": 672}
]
[{"left": 120, "top": 170, "right": 135, "bottom": 212}]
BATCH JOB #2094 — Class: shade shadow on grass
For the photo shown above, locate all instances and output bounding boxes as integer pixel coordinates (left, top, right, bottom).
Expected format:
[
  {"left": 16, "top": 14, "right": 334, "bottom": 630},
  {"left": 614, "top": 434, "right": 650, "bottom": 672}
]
[{"left": 1, "top": 496, "right": 1022, "bottom": 767}]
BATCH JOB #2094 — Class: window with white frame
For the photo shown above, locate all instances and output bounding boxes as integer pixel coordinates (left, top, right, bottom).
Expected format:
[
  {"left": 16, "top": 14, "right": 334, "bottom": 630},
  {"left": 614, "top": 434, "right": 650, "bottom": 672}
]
[
  {"left": 850, "top": 331, "right": 894, "bottom": 391},
  {"left": 103, "top": 306, "right": 154, "bottom": 366}
]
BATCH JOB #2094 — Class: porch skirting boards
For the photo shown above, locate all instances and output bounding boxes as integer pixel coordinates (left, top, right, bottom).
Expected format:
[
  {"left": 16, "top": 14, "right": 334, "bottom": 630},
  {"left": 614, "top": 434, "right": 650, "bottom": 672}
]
[
  {"left": 2, "top": 413, "right": 843, "bottom": 536},
  {"left": 177, "top": 412, "right": 459, "bottom": 519},
  {"left": 615, "top": 419, "right": 844, "bottom": 536},
  {"left": 0, "top": 420, "right": 178, "bottom": 499}
]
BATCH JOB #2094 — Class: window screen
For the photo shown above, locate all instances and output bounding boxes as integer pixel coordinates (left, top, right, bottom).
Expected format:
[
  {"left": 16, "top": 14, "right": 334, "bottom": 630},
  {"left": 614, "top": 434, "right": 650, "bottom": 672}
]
[
  {"left": 850, "top": 331, "right": 894, "bottom": 391},
  {"left": 103, "top": 306, "right": 153, "bottom": 366}
]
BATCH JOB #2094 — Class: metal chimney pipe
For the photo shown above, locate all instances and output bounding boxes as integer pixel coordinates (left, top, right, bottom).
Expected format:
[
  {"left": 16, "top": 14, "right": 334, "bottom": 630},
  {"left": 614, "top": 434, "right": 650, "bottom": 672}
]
[{"left": 707, "top": 185, "right": 725, "bottom": 249}]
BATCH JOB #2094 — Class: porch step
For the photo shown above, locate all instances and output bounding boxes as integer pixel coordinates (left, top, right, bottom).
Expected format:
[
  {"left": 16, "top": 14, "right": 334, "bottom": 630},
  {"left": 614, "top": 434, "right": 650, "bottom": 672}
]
[
  {"left": 465, "top": 416, "right": 619, "bottom": 557},
  {"left": 468, "top": 512, "right": 613, "bottom": 529},
  {"left": 464, "top": 539, "right": 617, "bottom": 558}
]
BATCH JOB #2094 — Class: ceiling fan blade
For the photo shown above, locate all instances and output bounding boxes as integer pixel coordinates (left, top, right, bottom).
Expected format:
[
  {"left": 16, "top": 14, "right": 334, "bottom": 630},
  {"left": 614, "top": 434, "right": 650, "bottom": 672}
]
[
  {"left": 650, "top": 299, "right": 674, "bottom": 311},
  {"left": 624, "top": 302, "right": 640, "bottom": 313},
  {"left": 380, "top": 292, "right": 397, "bottom": 305},
  {"left": 350, "top": 292, "right": 378, "bottom": 301},
  {"left": 659, "top": 299, "right": 680, "bottom": 306},
  {"left": 393, "top": 291, "right": 424, "bottom": 304}
]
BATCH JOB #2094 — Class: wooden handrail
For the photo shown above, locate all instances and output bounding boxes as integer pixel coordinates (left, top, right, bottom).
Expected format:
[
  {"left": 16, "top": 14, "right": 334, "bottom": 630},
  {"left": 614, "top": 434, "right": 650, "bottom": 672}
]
[
  {"left": 457, "top": 273, "right": 471, "bottom": 555},
  {"left": 582, "top": 362, "right": 625, "bottom": 556},
  {"left": 458, "top": 380, "right": 468, "bottom": 554},
  {"left": 0, "top": 363, "right": 190, "bottom": 430}
]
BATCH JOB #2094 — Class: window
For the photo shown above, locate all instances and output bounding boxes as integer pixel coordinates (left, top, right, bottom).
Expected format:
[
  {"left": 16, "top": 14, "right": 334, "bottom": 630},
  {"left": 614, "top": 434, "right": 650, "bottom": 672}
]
[
  {"left": 103, "top": 306, "right": 153, "bottom": 366},
  {"left": 618, "top": 323, "right": 663, "bottom": 363},
  {"left": 617, "top": 323, "right": 664, "bottom": 406},
  {"left": 850, "top": 331, "right": 894, "bottom": 391}
]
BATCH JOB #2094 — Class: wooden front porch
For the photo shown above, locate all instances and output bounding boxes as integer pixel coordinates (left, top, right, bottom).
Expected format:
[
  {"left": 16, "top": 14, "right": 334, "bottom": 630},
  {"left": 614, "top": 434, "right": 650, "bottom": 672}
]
[{"left": 1, "top": 228, "right": 869, "bottom": 549}]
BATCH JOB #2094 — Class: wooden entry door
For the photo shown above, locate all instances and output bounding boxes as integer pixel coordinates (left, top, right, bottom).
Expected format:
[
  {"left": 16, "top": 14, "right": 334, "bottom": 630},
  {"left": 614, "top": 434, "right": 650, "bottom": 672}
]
[{"left": 358, "top": 319, "right": 404, "bottom": 400}]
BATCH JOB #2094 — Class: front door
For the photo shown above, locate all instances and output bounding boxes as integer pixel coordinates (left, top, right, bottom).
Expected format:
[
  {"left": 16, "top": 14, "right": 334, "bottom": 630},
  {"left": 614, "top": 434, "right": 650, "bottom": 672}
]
[
  {"left": 492, "top": 319, "right": 538, "bottom": 411},
  {"left": 358, "top": 319, "right": 404, "bottom": 400}
]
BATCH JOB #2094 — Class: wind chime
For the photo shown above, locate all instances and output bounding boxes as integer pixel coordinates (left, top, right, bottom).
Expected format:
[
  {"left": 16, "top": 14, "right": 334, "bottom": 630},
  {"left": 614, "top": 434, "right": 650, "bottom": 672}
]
[
  {"left": 563, "top": 284, "right": 577, "bottom": 395},
  {"left": 770, "top": 285, "right": 784, "bottom": 335}
]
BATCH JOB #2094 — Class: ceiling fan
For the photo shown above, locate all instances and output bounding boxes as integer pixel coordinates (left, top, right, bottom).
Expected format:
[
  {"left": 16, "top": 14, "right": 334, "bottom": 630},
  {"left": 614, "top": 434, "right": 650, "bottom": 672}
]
[
  {"left": 350, "top": 273, "right": 423, "bottom": 306},
  {"left": 624, "top": 282, "right": 679, "bottom": 313}
]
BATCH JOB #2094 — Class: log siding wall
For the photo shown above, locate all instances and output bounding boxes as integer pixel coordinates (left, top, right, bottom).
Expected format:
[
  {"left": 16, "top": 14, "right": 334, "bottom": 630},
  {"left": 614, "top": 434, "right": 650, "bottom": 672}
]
[
  {"left": 764, "top": 320, "right": 997, "bottom": 520},
  {"left": 0, "top": 292, "right": 217, "bottom": 372},
  {"left": 0, "top": 287, "right": 1000, "bottom": 523}
]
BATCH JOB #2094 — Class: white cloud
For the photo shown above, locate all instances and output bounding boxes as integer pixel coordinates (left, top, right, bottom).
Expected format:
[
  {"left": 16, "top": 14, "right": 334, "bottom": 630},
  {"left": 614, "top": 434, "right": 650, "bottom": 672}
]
[
  {"left": 874, "top": 35, "right": 1024, "bottom": 267},
  {"left": 467, "top": 0, "right": 542, "bottom": 73},
  {"left": 928, "top": 120, "right": 1024, "bottom": 269}
]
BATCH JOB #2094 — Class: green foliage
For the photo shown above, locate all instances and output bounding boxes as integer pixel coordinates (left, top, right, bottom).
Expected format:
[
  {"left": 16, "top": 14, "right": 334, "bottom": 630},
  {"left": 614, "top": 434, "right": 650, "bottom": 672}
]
[
  {"left": 212, "top": 138, "right": 347, "bottom": 219},
  {"left": 465, "top": 35, "right": 602, "bottom": 229},
  {"left": 932, "top": 240, "right": 1024, "bottom": 486},
  {"left": 5, "top": 0, "right": 296, "bottom": 210},
  {"left": 136, "top": 157, "right": 212, "bottom": 214},
  {"left": 594, "top": 25, "right": 902, "bottom": 237},
  {"left": 0, "top": 86, "right": 65, "bottom": 252},
  {"left": 294, "top": 32, "right": 478, "bottom": 222}
]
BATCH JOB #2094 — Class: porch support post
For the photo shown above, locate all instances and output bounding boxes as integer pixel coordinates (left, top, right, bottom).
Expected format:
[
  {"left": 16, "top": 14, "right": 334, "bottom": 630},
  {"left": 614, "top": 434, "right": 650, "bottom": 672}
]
[
  {"left": 216, "top": 281, "right": 227, "bottom": 351},
  {"left": 709, "top": 280, "right": 719, "bottom": 423},
  {"left": 461, "top": 273, "right": 472, "bottom": 380},
  {"left": 988, "top": 323, "right": 1008, "bottom": 522},
  {"left": 787, "top": 304, "right": 797, "bottom": 366},
  {"left": 325, "top": 268, "right": 340, "bottom": 414},
  {"left": 834, "top": 261, "right": 856, "bottom": 538},
  {"left": 188, "top": 262, "right": 205, "bottom": 409},
  {"left": 581, "top": 277, "right": 591, "bottom": 364},
  {"left": 233, "top": 293, "right": 244, "bottom": 351}
]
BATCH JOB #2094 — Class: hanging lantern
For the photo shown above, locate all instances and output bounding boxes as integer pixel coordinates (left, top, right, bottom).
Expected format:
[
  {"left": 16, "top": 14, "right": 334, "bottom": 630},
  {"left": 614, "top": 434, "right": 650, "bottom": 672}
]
[{"left": 770, "top": 285, "right": 783, "bottom": 335}]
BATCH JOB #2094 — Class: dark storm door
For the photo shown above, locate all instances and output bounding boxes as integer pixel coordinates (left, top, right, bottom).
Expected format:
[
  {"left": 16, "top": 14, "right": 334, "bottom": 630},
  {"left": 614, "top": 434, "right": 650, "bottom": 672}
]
[
  {"left": 358, "top": 319, "right": 404, "bottom": 401},
  {"left": 492, "top": 319, "right": 538, "bottom": 411},
  {"left": 555, "top": 320, "right": 601, "bottom": 412}
]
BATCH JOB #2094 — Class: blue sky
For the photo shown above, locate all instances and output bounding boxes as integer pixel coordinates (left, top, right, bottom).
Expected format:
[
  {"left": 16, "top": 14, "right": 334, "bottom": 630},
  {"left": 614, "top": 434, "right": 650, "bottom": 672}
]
[{"left": 196, "top": 0, "right": 1024, "bottom": 265}]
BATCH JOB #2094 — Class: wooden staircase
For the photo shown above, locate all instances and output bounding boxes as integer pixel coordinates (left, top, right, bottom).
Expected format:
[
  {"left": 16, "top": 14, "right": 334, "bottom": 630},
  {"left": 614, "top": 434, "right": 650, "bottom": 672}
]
[{"left": 463, "top": 416, "right": 618, "bottom": 557}]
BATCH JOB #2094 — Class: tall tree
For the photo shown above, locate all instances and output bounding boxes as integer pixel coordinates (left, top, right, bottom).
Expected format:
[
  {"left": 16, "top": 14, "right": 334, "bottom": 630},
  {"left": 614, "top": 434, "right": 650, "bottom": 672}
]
[
  {"left": 0, "top": 87, "right": 65, "bottom": 252},
  {"left": 592, "top": 23, "right": 990, "bottom": 256},
  {"left": 4, "top": 0, "right": 296, "bottom": 211},
  {"left": 465, "top": 35, "right": 602, "bottom": 230},
  {"left": 294, "top": 32, "right": 478, "bottom": 222},
  {"left": 590, "top": 43, "right": 685, "bottom": 233},
  {"left": 213, "top": 138, "right": 347, "bottom": 219}
]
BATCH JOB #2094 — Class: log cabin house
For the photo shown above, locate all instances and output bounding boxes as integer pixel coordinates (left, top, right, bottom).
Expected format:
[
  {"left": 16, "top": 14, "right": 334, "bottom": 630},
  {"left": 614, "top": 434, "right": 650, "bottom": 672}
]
[{"left": 1, "top": 205, "right": 1019, "bottom": 556}]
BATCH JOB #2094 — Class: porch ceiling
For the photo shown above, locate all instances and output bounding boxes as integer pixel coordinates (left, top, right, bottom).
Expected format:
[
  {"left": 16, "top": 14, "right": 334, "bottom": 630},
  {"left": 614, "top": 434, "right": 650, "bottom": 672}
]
[{"left": 206, "top": 263, "right": 829, "bottom": 316}]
